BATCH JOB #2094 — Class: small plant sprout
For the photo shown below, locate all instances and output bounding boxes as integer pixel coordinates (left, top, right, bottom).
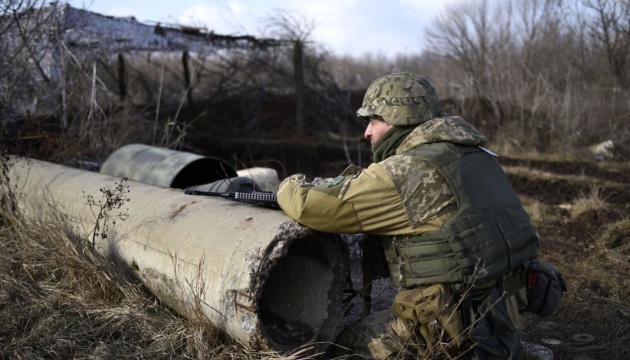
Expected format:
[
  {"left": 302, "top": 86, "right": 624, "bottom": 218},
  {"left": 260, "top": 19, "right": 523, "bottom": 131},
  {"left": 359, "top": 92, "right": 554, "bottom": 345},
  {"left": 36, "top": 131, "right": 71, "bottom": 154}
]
[{"left": 83, "top": 178, "right": 130, "bottom": 246}]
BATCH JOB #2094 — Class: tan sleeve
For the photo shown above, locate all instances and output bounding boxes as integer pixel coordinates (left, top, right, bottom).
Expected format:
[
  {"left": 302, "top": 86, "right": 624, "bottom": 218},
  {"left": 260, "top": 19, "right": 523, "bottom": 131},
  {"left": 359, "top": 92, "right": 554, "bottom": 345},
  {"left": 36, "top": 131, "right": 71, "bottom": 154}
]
[
  {"left": 277, "top": 173, "right": 362, "bottom": 233},
  {"left": 277, "top": 164, "right": 414, "bottom": 234}
]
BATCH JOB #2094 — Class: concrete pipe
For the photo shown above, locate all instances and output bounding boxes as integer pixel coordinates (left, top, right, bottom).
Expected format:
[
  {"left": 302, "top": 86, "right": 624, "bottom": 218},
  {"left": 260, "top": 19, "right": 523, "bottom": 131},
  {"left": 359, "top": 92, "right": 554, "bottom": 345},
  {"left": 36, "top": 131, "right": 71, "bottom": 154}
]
[
  {"left": 6, "top": 157, "right": 350, "bottom": 352},
  {"left": 99, "top": 143, "right": 237, "bottom": 189}
]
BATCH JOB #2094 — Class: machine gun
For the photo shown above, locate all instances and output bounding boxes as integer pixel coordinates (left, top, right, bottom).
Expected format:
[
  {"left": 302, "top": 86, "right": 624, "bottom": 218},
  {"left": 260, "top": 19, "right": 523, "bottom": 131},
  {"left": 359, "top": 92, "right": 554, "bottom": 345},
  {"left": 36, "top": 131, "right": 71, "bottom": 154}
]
[{"left": 184, "top": 189, "right": 280, "bottom": 210}]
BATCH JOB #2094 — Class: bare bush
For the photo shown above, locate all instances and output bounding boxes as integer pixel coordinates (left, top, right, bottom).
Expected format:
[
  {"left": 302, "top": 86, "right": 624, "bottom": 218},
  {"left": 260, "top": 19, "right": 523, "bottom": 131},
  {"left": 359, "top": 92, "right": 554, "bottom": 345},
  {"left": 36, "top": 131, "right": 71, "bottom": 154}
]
[{"left": 415, "top": 0, "right": 630, "bottom": 153}]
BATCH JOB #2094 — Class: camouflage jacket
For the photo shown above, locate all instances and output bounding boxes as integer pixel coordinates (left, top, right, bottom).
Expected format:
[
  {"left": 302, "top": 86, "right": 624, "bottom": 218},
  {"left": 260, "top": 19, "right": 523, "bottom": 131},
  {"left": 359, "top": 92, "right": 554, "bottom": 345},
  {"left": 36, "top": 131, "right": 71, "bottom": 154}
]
[{"left": 277, "top": 116, "right": 487, "bottom": 235}]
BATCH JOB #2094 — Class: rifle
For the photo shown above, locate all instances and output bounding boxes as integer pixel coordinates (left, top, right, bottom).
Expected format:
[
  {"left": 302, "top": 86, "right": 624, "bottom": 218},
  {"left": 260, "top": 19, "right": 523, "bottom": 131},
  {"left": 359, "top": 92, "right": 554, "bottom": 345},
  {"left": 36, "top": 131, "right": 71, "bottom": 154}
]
[{"left": 184, "top": 189, "right": 280, "bottom": 209}]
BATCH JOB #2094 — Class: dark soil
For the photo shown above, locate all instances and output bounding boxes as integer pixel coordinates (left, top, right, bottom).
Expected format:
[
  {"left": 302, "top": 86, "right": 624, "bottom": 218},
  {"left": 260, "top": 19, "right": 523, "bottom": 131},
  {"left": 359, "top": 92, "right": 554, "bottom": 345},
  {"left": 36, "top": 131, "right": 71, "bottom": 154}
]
[
  {"left": 498, "top": 156, "right": 630, "bottom": 206},
  {"left": 499, "top": 156, "right": 628, "bottom": 183},
  {"left": 501, "top": 156, "right": 630, "bottom": 360}
]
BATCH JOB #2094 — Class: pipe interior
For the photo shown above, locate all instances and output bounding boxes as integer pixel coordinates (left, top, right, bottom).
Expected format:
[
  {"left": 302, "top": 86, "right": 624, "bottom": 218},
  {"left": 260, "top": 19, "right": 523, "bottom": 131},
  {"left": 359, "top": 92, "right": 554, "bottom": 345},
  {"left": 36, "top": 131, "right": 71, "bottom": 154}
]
[
  {"left": 170, "top": 157, "right": 237, "bottom": 188},
  {"left": 258, "top": 234, "right": 339, "bottom": 346}
]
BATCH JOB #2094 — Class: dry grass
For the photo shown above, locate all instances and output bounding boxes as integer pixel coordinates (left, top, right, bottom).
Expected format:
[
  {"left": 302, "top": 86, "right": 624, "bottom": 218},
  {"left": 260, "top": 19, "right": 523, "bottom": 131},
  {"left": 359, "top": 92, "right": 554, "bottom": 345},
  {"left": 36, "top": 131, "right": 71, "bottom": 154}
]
[
  {"left": 537, "top": 236, "right": 630, "bottom": 358},
  {"left": 598, "top": 218, "right": 630, "bottom": 251},
  {"left": 500, "top": 153, "right": 630, "bottom": 359},
  {"left": 589, "top": 218, "right": 630, "bottom": 301},
  {"left": 566, "top": 186, "right": 610, "bottom": 220},
  {"left": 0, "top": 200, "right": 302, "bottom": 359},
  {"left": 520, "top": 197, "right": 554, "bottom": 224}
]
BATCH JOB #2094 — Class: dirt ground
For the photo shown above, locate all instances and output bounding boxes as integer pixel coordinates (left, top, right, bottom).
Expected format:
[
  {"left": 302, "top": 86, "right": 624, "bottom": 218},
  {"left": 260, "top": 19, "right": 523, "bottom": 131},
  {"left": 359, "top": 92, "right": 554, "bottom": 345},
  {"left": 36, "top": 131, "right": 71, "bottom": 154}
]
[{"left": 497, "top": 155, "right": 630, "bottom": 360}]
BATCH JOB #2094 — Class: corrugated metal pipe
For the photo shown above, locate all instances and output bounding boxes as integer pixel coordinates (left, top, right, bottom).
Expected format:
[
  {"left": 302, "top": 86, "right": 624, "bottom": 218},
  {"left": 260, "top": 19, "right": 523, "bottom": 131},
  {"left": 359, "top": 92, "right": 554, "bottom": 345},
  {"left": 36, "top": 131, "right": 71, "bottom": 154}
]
[
  {"left": 99, "top": 143, "right": 238, "bottom": 189},
  {"left": 5, "top": 157, "right": 350, "bottom": 352},
  {"left": 99, "top": 143, "right": 282, "bottom": 193}
]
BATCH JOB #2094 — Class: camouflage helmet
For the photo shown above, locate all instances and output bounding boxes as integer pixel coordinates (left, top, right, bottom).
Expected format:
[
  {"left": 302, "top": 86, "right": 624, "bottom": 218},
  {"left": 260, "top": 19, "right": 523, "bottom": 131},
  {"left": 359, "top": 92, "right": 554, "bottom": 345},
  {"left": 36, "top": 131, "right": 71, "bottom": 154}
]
[{"left": 356, "top": 72, "right": 442, "bottom": 126}]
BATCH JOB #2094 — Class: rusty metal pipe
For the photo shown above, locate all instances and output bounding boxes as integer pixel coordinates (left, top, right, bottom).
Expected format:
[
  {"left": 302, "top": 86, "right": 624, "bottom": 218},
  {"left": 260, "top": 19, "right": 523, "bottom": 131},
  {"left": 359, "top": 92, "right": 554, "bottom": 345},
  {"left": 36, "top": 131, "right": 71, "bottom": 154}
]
[{"left": 6, "top": 157, "right": 349, "bottom": 351}]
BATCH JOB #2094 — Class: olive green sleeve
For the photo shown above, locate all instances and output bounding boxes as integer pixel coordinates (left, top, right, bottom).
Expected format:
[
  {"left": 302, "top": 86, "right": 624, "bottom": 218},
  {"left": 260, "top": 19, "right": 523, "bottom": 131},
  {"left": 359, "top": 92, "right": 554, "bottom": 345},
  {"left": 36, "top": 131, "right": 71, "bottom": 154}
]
[{"left": 277, "top": 164, "right": 413, "bottom": 234}]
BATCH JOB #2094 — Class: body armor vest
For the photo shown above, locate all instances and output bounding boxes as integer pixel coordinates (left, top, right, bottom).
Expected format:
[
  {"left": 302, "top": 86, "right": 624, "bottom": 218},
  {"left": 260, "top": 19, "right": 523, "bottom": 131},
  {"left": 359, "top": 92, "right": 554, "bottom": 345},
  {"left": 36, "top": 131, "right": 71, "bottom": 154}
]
[{"left": 381, "top": 143, "right": 539, "bottom": 288}]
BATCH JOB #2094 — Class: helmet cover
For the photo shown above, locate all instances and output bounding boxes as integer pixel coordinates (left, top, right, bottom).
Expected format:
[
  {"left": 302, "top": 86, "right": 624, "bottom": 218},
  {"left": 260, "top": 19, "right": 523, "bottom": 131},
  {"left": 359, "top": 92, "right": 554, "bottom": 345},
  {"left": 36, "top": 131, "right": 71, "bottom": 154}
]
[{"left": 356, "top": 72, "right": 442, "bottom": 126}]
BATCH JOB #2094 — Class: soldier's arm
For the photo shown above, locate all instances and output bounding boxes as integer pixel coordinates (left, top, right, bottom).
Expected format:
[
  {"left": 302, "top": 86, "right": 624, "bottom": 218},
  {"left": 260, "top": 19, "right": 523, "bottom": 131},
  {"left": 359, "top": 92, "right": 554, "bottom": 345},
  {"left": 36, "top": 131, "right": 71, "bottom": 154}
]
[{"left": 277, "top": 163, "right": 411, "bottom": 234}]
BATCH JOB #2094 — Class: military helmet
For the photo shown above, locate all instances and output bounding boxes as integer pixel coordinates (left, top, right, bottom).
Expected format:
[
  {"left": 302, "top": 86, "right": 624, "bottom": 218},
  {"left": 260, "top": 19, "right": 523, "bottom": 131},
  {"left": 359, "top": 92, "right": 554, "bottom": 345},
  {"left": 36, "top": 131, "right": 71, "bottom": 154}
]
[{"left": 356, "top": 72, "right": 442, "bottom": 126}]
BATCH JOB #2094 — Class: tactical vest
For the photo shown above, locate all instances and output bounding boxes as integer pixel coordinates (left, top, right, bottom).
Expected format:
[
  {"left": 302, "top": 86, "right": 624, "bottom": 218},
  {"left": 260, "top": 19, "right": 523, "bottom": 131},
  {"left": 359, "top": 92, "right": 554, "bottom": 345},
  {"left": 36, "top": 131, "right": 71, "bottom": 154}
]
[{"left": 380, "top": 142, "right": 539, "bottom": 288}]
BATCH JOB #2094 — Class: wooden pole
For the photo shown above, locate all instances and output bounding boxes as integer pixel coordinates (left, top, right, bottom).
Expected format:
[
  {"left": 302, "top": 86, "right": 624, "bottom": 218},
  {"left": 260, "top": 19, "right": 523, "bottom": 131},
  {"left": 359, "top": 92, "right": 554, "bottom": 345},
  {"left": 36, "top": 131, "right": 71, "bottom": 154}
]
[
  {"left": 182, "top": 51, "right": 193, "bottom": 107},
  {"left": 293, "top": 41, "right": 305, "bottom": 134},
  {"left": 118, "top": 53, "right": 127, "bottom": 101}
]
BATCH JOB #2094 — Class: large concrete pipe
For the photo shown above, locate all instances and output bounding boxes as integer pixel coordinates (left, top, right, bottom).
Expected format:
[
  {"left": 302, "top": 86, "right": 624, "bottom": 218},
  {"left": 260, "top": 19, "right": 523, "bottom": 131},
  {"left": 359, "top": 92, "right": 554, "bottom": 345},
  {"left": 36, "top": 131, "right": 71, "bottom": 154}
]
[
  {"left": 6, "top": 157, "right": 350, "bottom": 352},
  {"left": 99, "top": 143, "right": 238, "bottom": 188}
]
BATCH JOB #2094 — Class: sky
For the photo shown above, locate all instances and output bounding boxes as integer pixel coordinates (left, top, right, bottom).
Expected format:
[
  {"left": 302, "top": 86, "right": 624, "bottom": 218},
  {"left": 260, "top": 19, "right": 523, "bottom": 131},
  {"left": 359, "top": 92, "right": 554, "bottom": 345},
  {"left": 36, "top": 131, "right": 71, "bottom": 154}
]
[{"left": 65, "top": 0, "right": 451, "bottom": 58}]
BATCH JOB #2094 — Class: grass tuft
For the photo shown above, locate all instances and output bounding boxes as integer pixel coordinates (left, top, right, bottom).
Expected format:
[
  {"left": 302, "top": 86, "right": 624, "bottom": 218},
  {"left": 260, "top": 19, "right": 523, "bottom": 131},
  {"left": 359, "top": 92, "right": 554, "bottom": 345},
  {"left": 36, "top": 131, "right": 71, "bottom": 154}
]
[{"left": 568, "top": 185, "right": 609, "bottom": 220}]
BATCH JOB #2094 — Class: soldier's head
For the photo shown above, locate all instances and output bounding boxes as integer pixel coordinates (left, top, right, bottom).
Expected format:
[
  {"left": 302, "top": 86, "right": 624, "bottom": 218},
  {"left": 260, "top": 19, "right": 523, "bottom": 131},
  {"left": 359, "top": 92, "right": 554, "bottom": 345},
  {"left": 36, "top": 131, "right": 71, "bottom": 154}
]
[{"left": 357, "top": 72, "right": 442, "bottom": 127}]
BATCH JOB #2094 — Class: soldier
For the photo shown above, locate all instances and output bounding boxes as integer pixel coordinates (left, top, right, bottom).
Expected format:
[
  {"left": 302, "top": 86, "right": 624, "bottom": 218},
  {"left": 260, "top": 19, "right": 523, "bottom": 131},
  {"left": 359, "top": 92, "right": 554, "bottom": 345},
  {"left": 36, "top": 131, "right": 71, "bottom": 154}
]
[{"left": 277, "top": 72, "right": 540, "bottom": 359}]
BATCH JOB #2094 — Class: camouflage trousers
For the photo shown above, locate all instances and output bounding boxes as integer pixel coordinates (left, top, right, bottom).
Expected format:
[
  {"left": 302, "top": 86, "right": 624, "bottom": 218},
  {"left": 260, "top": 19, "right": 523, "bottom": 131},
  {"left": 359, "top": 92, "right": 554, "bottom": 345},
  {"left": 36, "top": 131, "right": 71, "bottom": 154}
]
[{"left": 334, "top": 285, "right": 525, "bottom": 360}]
